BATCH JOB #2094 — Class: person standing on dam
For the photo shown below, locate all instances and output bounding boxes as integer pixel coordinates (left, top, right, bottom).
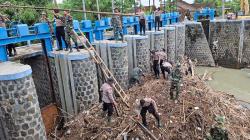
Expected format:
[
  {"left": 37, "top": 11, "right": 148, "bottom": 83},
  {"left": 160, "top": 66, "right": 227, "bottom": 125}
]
[
  {"left": 54, "top": 9, "right": 69, "bottom": 51},
  {"left": 137, "top": 8, "right": 146, "bottom": 36},
  {"left": 154, "top": 7, "right": 162, "bottom": 31},
  {"left": 111, "top": 8, "right": 123, "bottom": 41},
  {"left": 100, "top": 78, "right": 117, "bottom": 123},
  {"left": 64, "top": 10, "right": 80, "bottom": 52}
]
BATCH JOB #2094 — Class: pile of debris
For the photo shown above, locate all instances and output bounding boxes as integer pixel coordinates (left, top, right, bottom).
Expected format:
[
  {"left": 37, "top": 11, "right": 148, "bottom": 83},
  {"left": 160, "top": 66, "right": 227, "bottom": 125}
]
[{"left": 53, "top": 75, "right": 250, "bottom": 140}]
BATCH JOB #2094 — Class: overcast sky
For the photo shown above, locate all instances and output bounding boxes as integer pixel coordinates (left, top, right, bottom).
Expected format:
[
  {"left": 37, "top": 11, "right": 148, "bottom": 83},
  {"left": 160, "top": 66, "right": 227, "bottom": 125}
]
[{"left": 57, "top": 0, "right": 194, "bottom": 5}]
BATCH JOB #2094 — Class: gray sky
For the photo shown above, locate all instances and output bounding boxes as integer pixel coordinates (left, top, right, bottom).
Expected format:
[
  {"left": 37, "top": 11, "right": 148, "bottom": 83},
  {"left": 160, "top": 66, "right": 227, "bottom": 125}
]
[{"left": 57, "top": 0, "right": 194, "bottom": 5}]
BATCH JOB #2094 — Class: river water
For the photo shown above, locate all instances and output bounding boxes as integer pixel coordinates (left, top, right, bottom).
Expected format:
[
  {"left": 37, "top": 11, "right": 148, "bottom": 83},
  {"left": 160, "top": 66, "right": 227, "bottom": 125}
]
[{"left": 196, "top": 67, "right": 250, "bottom": 103}]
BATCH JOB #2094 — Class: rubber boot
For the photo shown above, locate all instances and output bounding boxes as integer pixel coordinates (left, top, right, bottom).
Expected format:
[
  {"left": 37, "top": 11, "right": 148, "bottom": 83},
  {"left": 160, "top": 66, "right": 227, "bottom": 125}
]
[
  {"left": 107, "top": 116, "right": 114, "bottom": 123},
  {"left": 101, "top": 111, "right": 107, "bottom": 118}
]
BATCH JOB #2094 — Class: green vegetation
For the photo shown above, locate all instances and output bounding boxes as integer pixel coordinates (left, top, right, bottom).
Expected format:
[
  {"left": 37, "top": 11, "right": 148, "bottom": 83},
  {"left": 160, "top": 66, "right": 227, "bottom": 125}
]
[{"left": 0, "top": 0, "right": 248, "bottom": 25}]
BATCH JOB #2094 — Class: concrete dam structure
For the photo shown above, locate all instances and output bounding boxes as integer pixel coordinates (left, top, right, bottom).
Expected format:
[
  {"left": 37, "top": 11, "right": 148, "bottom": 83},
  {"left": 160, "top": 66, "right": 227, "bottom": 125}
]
[
  {"left": 209, "top": 20, "right": 250, "bottom": 68},
  {"left": 1, "top": 19, "right": 250, "bottom": 139}
]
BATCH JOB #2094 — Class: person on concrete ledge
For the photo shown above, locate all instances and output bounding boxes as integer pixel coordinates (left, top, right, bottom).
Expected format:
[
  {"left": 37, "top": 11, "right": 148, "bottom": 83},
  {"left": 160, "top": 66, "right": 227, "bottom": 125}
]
[
  {"left": 54, "top": 9, "right": 69, "bottom": 51},
  {"left": 154, "top": 7, "right": 162, "bottom": 31},
  {"left": 100, "top": 78, "right": 117, "bottom": 123},
  {"left": 135, "top": 98, "right": 162, "bottom": 128},
  {"left": 0, "top": 13, "right": 17, "bottom": 57},
  {"left": 64, "top": 10, "right": 80, "bottom": 52},
  {"left": 40, "top": 11, "right": 54, "bottom": 51},
  {"left": 129, "top": 67, "right": 145, "bottom": 87},
  {"left": 170, "top": 62, "right": 183, "bottom": 103},
  {"left": 111, "top": 8, "right": 124, "bottom": 41},
  {"left": 137, "top": 8, "right": 146, "bottom": 35}
]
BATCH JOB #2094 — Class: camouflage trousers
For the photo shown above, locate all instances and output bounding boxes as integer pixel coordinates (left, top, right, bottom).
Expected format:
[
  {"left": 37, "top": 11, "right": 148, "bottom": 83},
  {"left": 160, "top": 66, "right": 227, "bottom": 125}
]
[
  {"left": 65, "top": 29, "right": 78, "bottom": 50},
  {"left": 170, "top": 82, "right": 180, "bottom": 100},
  {"left": 113, "top": 27, "right": 123, "bottom": 41}
]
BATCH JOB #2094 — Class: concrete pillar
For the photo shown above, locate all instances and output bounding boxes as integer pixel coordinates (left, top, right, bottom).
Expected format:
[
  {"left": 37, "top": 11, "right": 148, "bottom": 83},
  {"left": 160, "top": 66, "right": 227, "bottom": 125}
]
[
  {"left": 166, "top": 24, "right": 186, "bottom": 62},
  {"left": 124, "top": 35, "right": 151, "bottom": 77},
  {"left": 185, "top": 22, "right": 215, "bottom": 66},
  {"left": 146, "top": 30, "right": 165, "bottom": 51},
  {"left": 164, "top": 27, "right": 176, "bottom": 63},
  {"left": 48, "top": 50, "right": 99, "bottom": 115},
  {"left": 94, "top": 40, "right": 129, "bottom": 90},
  {"left": 242, "top": 20, "right": 250, "bottom": 66},
  {"left": 0, "top": 62, "right": 46, "bottom": 140},
  {"left": 20, "top": 55, "right": 54, "bottom": 108}
]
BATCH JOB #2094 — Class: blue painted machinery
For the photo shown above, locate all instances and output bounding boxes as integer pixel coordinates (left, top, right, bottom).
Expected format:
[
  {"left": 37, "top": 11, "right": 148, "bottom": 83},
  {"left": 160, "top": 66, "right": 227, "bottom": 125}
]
[
  {"left": 194, "top": 7, "right": 215, "bottom": 21},
  {"left": 0, "top": 23, "right": 52, "bottom": 61},
  {"left": 94, "top": 19, "right": 108, "bottom": 40},
  {"left": 79, "top": 20, "right": 94, "bottom": 43},
  {"left": 146, "top": 15, "right": 154, "bottom": 31}
]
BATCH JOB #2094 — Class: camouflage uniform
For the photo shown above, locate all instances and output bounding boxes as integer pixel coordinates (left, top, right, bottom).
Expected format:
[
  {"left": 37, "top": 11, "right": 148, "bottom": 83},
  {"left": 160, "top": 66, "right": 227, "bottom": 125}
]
[
  {"left": 129, "top": 67, "right": 145, "bottom": 87},
  {"left": 0, "top": 14, "right": 7, "bottom": 27},
  {"left": 64, "top": 14, "right": 79, "bottom": 52},
  {"left": 170, "top": 64, "right": 182, "bottom": 100},
  {"left": 206, "top": 116, "right": 229, "bottom": 140},
  {"left": 111, "top": 14, "right": 123, "bottom": 41}
]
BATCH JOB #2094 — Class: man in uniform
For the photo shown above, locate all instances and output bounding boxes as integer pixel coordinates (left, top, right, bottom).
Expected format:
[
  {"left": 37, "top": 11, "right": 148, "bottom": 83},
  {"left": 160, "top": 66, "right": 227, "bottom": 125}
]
[
  {"left": 170, "top": 62, "right": 183, "bottom": 103},
  {"left": 135, "top": 98, "right": 162, "bottom": 128},
  {"left": 206, "top": 116, "right": 229, "bottom": 140},
  {"left": 64, "top": 10, "right": 79, "bottom": 52},
  {"left": 40, "top": 11, "right": 54, "bottom": 50},
  {"left": 100, "top": 78, "right": 117, "bottom": 123},
  {"left": 129, "top": 67, "right": 145, "bottom": 87},
  {"left": 0, "top": 13, "right": 17, "bottom": 57},
  {"left": 111, "top": 8, "right": 123, "bottom": 41},
  {"left": 54, "top": 9, "right": 69, "bottom": 51}
]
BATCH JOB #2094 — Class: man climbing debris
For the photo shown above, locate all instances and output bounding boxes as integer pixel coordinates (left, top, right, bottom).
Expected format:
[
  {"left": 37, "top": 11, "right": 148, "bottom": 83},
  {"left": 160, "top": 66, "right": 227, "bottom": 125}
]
[
  {"left": 161, "top": 61, "right": 172, "bottom": 80},
  {"left": 64, "top": 10, "right": 80, "bottom": 52},
  {"left": 129, "top": 67, "right": 145, "bottom": 87},
  {"left": 135, "top": 98, "right": 162, "bottom": 128},
  {"left": 100, "top": 78, "right": 117, "bottom": 123},
  {"left": 54, "top": 9, "right": 69, "bottom": 51},
  {"left": 206, "top": 116, "right": 229, "bottom": 140},
  {"left": 111, "top": 8, "right": 123, "bottom": 41},
  {"left": 170, "top": 62, "right": 183, "bottom": 103}
]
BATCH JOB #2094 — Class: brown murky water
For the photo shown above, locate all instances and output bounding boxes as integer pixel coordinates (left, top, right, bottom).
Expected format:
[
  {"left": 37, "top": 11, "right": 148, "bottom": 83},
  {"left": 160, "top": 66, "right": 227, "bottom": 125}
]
[{"left": 196, "top": 67, "right": 250, "bottom": 103}]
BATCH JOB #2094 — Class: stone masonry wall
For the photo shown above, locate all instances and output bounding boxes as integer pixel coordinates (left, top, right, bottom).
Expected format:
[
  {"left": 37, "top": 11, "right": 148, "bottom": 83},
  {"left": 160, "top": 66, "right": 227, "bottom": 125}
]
[
  {"left": 166, "top": 27, "right": 176, "bottom": 63},
  {"left": 21, "top": 55, "right": 54, "bottom": 108},
  {"left": 186, "top": 22, "right": 215, "bottom": 66},
  {"left": 153, "top": 33, "right": 165, "bottom": 51},
  {"left": 71, "top": 58, "right": 99, "bottom": 111},
  {"left": 49, "top": 58, "right": 61, "bottom": 108},
  {"left": 242, "top": 20, "right": 250, "bottom": 66},
  {"left": 136, "top": 38, "right": 151, "bottom": 73},
  {"left": 175, "top": 24, "right": 186, "bottom": 61},
  {"left": 209, "top": 20, "right": 241, "bottom": 67},
  {"left": 0, "top": 75, "right": 46, "bottom": 140},
  {"left": 110, "top": 47, "right": 129, "bottom": 90}
]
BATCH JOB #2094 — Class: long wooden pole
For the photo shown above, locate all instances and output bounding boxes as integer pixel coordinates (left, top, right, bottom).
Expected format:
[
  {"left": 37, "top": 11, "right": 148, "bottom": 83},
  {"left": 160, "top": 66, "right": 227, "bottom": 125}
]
[
  {"left": 0, "top": 4, "right": 137, "bottom": 16},
  {"left": 96, "top": 0, "right": 100, "bottom": 20},
  {"left": 82, "top": 0, "right": 87, "bottom": 19}
]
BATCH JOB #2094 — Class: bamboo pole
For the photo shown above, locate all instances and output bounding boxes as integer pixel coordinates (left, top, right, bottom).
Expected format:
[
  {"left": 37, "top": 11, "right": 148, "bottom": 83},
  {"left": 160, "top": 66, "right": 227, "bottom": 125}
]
[{"left": 0, "top": 4, "right": 137, "bottom": 16}]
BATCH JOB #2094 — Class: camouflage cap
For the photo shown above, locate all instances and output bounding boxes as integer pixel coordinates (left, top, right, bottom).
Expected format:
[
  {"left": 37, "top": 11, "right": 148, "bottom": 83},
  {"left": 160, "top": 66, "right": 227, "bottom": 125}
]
[
  {"left": 215, "top": 116, "right": 225, "bottom": 124},
  {"left": 42, "top": 11, "right": 46, "bottom": 15}
]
